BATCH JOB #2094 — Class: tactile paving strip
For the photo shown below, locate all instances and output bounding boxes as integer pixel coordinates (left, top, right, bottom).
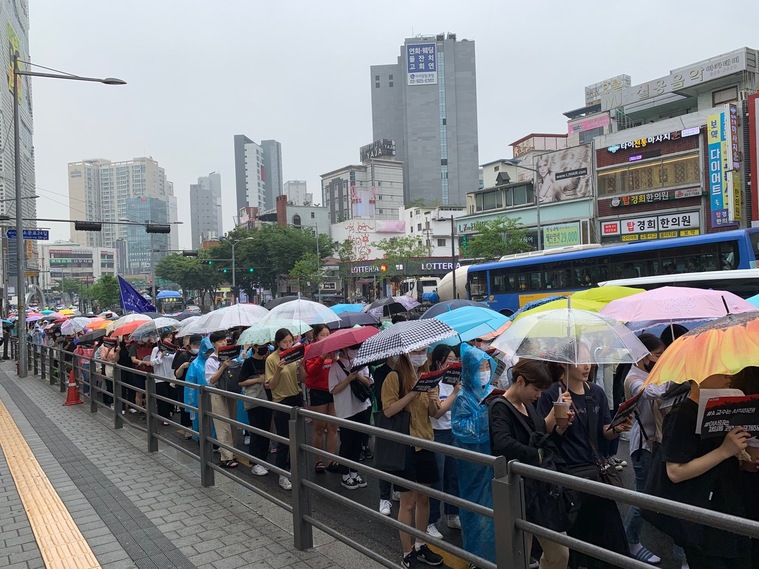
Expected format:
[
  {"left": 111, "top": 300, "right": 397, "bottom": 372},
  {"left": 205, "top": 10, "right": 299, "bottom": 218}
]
[{"left": 0, "top": 398, "right": 101, "bottom": 569}]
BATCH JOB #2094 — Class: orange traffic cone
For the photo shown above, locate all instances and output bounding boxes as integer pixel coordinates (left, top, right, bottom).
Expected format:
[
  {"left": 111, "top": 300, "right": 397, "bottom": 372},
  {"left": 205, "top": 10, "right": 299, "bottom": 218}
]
[{"left": 64, "top": 370, "right": 83, "bottom": 406}]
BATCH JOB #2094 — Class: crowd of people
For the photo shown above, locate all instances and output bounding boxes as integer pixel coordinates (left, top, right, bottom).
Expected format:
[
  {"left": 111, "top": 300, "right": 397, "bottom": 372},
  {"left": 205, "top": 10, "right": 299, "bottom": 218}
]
[{"left": 26, "top": 306, "right": 759, "bottom": 569}]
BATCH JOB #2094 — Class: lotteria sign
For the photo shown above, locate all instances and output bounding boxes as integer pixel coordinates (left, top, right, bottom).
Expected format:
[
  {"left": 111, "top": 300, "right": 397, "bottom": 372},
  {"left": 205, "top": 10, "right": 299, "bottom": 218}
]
[{"left": 350, "top": 260, "right": 461, "bottom": 275}]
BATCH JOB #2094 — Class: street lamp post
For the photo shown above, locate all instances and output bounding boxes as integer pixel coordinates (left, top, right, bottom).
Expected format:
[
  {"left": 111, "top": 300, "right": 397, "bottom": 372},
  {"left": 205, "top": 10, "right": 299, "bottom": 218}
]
[{"left": 12, "top": 55, "right": 125, "bottom": 377}]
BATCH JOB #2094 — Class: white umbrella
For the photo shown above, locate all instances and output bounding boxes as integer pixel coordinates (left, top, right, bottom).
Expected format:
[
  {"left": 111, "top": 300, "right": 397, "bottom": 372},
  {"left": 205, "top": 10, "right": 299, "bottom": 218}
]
[
  {"left": 260, "top": 299, "right": 340, "bottom": 326},
  {"left": 105, "top": 313, "right": 152, "bottom": 334},
  {"left": 61, "top": 317, "right": 94, "bottom": 335},
  {"left": 183, "top": 303, "right": 269, "bottom": 335},
  {"left": 175, "top": 316, "right": 202, "bottom": 337},
  {"left": 129, "top": 318, "right": 182, "bottom": 342},
  {"left": 237, "top": 319, "right": 313, "bottom": 346}
]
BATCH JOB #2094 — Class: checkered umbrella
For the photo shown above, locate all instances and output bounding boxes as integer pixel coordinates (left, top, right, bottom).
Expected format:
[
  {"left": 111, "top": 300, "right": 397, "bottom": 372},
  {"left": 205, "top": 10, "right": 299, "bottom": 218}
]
[{"left": 353, "top": 319, "right": 457, "bottom": 367}]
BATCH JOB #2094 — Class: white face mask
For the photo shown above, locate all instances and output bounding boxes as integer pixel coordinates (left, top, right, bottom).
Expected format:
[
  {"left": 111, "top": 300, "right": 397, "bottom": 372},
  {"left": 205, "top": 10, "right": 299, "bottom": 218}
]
[
  {"left": 346, "top": 349, "right": 359, "bottom": 360},
  {"left": 479, "top": 370, "right": 492, "bottom": 387},
  {"left": 409, "top": 354, "right": 428, "bottom": 368},
  {"left": 190, "top": 347, "right": 199, "bottom": 355}
]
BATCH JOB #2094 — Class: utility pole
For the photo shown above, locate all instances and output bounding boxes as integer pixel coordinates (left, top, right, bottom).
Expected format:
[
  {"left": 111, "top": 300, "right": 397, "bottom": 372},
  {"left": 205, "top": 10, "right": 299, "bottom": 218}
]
[{"left": 450, "top": 215, "right": 457, "bottom": 299}]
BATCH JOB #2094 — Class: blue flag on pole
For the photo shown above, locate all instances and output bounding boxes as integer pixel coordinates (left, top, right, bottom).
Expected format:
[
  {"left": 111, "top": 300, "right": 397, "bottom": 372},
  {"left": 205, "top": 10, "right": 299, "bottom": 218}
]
[{"left": 118, "top": 276, "right": 156, "bottom": 313}]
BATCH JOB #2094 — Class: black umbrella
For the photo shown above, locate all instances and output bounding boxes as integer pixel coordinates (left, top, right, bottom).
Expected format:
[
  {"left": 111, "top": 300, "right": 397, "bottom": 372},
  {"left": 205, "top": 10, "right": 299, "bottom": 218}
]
[
  {"left": 363, "top": 297, "right": 409, "bottom": 317},
  {"left": 174, "top": 311, "right": 199, "bottom": 321},
  {"left": 419, "top": 299, "right": 489, "bottom": 319},
  {"left": 335, "top": 312, "right": 380, "bottom": 329},
  {"left": 264, "top": 295, "right": 299, "bottom": 310},
  {"left": 76, "top": 328, "right": 106, "bottom": 345}
]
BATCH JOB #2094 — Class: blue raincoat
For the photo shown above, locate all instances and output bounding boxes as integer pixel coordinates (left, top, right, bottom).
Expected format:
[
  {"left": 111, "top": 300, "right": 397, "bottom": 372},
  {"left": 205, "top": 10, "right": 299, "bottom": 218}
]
[
  {"left": 451, "top": 343, "right": 496, "bottom": 564},
  {"left": 184, "top": 337, "right": 213, "bottom": 438}
]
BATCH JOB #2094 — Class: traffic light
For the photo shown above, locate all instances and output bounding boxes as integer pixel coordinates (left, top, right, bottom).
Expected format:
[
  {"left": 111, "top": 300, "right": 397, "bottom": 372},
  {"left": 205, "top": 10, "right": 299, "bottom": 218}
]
[
  {"left": 74, "top": 221, "right": 102, "bottom": 232},
  {"left": 222, "top": 268, "right": 228, "bottom": 273},
  {"left": 146, "top": 224, "right": 171, "bottom": 234},
  {"left": 203, "top": 260, "right": 213, "bottom": 265},
  {"left": 182, "top": 250, "right": 198, "bottom": 257},
  {"left": 248, "top": 267, "right": 254, "bottom": 273}
]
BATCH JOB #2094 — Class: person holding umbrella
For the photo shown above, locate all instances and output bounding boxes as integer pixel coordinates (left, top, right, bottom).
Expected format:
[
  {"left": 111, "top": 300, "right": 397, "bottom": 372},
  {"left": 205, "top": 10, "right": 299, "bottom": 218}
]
[
  {"left": 302, "top": 324, "right": 339, "bottom": 474},
  {"left": 328, "top": 344, "right": 373, "bottom": 489},
  {"left": 265, "top": 328, "right": 303, "bottom": 491},
  {"left": 381, "top": 348, "right": 444, "bottom": 568}
]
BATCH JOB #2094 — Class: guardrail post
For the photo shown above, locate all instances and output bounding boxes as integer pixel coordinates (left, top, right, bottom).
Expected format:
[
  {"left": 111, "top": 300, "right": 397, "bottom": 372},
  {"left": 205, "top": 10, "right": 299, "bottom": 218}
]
[
  {"left": 59, "top": 352, "right": 66, "bottom": 392},
  {"left": 113, "top": 366, "right": 124, "bottom": 430},
  {"left": 493, "top": 458, "right": 528, "bottom": 569},
  {"left": 198, "top": 387, "right": 215, "bottom": 487},
  {"left": 41, "top": 345, "right": 47, "bottom": 382},
  {"left": 146, "top": 374, "right": 158, "bottom": 453},
  {"left": 290, "top": 407, "right": 313, "bottom": 551},
  {"left": 89, "top": 359, "right": 98, "bottom": 413},
  {"left": 32, "top": 344, "right": 39, "bottom": 376}
]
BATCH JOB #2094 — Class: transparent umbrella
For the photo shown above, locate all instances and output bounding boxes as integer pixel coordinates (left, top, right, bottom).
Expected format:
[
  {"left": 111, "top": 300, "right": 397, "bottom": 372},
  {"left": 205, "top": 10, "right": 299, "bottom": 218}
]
[
  {"left": 261, "top": 299, "right": 340, "bottom": 326},
  {"left": 491, "top": 307, "right": 649, "bottom": 365},
  {"left": 236, "top": 319, "right": 313, "bottom": 346},
  {"left": 186, "top": 304, "right": 269, "bottom": 335}
]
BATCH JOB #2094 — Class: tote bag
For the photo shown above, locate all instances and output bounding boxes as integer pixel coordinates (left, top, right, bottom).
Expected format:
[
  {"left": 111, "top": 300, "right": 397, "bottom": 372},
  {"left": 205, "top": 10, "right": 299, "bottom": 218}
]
[{"left": 372, "top": 371, "right": 411, "bottom": 472}]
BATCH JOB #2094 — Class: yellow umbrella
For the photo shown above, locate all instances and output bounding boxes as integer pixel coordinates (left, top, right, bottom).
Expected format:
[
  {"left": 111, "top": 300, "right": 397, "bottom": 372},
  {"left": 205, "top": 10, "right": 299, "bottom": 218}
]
[
  {"left": 59, "top": 308, "right": 75, "bottom": 316},
  {"left": 512, "top": 297, "right": 605, "bottom": 321},
  {"left": 572, "top": 286, "right": 644, "bottom": 304},
  {"left": 87, "top": 318, "right": 111, "bottom": 330}
]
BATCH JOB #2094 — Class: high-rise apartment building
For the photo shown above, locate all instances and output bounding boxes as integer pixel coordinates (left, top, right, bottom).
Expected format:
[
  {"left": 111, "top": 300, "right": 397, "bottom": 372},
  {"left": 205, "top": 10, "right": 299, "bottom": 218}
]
[
  {"left": 190, "top": 172, "right": 223, "bottom": 248},
  {"left": 67, "top": 157, "right": 176, "bottom": 274},
  {"left": 233, "top": 135, "right": 283, "bottom": 214},
  {"left": 124, "top": 197, "right": 170, "bottom": 276},
  {"left": 283, "top": 180, "right": 312, "bottom": 206},
  {"left": 1, "top": 4, "right": 37, "bottom": 289},
  {"left": 370, "top": 33, "right": 479, "bottom": 207}
]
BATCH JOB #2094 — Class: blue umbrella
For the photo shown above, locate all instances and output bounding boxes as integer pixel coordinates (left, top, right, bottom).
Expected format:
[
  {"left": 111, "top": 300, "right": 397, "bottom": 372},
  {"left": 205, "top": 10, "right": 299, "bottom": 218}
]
[
  {"left": 420, "top": 299, "right": 489, "bottom": 319},
  {"left": 432, "top": 306, "right": 510, "bottom": 345},
  {"left": 329, "top": 303, "right": 366, "bottom": 315},
  {"left": 747, "top": 293, "right": 759, "bottom": 307}
]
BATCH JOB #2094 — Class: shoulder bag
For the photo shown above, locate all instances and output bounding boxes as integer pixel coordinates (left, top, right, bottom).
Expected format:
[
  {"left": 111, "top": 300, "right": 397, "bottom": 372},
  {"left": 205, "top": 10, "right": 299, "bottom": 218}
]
[
  {"left": 490, "top": 398, "right": 580, "bottom": 532},
  {"left": 337, "top": 360, "right": 372, "bottom": 403},
  {"left": 372, "top": 371, "right": 411, "bottom": 472},
  {"left": 566, "top": 385, "right": 623, "bottom": 487},
  {"left": 217, "top": 361, "right": 242, "bottom": 394}
]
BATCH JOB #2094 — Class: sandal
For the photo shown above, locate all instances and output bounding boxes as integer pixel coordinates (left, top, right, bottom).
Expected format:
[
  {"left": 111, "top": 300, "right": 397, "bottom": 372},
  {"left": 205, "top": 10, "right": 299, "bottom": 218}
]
[
  {"left": 326, "top": 461, "right": 340, "bottom": 473},
  {"left": 220, "top": 460, "right": 239, "bottom": 469},
  {"left": 315, "top": 461, "right": 327, "bottom": 473}
]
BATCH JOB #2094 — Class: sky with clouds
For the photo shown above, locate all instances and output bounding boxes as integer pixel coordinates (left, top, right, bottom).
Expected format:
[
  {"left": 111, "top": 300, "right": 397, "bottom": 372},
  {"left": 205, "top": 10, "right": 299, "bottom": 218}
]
[{"left": 29, "top": 0, "right": 759, "bottom": 248}]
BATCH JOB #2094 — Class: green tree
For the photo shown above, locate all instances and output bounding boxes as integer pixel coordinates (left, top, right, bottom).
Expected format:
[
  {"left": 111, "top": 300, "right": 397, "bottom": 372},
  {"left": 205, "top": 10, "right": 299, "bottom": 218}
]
[
  {"left": 155, "top": 253, "right": 223, "bottom": 308},
  {"left": 334, "top": 239, "right": 356, "bottom": 298},
  {"left": 55, "top": 277, "right": 82, "bottom": 296},
  {"left": 90, "top": 274, "right": 120, "bottom": 309},
  {"left": 289, "top": 253, "right": 321, "bottom": 296},
  {"left": 466, "top": 217, "right": 532, "bottom": 261},
  {"left": 376, "top": 236, "right": 429, "bottom": 282}
]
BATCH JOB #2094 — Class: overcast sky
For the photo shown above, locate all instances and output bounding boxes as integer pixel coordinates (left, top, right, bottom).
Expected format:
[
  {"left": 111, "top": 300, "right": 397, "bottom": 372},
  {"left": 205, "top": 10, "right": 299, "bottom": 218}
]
[{"left": 30, "top": 0, "right": 759, "bottom": 248}]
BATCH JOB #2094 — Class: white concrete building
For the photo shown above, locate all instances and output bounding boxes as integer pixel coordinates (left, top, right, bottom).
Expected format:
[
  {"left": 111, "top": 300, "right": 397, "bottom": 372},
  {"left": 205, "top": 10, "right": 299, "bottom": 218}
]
[
  {"left": 283, "top": 180, "right": 312, "bottom": 206},
  {"left": 39, "top": 242, "right": 118, "bottom": 290},
  {"left": 403, "top": 205, "right": 467, "bottom": 257}
]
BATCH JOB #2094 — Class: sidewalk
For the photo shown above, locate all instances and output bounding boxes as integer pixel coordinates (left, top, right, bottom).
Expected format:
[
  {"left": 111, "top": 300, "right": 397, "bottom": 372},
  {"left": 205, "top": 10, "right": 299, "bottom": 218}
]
[{"left": 0, "top": 360, "right": 378, "bottom": 569}]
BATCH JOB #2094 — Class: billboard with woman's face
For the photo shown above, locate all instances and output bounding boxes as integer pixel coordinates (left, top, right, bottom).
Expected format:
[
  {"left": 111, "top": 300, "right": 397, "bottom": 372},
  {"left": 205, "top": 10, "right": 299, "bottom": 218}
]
[{"left": 535, "top": 144, "right": 593, "bottom": 204}]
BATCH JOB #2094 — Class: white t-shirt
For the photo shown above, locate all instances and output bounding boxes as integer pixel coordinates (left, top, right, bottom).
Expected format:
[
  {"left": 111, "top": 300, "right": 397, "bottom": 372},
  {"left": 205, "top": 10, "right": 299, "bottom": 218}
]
[
  {"left": 150, "top": 346, "right": 175, "bottom": 382},
  {"left": 430, "top": 382, "right": 454, "bottom": 431},
  {"left": 624, "top": 365, "right": 668, "bottom": 454},
  {"left": 328, "top": 358, "right": 372, "bottom": 419}
]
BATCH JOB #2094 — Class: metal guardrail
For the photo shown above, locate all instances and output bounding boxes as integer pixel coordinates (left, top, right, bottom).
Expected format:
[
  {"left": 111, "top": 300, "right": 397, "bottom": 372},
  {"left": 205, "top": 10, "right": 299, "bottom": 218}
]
[{"left": 17, "top": 340, "right": 759, "bottom": 569}]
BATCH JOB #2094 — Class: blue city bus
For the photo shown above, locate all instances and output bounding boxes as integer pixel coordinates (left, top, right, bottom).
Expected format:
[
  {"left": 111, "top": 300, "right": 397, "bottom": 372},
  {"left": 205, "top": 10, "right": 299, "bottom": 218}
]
[
  {"left": 155, "top": 290, "right": 186, "bottom": 315},
  {"left": 451, "top": 229, "right": 759, "bottom": 315}
]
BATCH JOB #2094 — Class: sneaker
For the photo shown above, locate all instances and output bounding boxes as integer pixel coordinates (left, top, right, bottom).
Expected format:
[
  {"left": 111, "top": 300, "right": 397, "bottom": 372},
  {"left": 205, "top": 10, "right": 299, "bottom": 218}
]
[
  {"left": 362, "top": 446, "right": 374, "bottom": 460},
  {"left": 379, "top": 499, "right": 392, "bottom": 516},
  {"left": 611, "top": 457, "right": 628, "bottom": 468},
  {"left": 251, "top": 464, "right": 268, "bottom": 476},
  {"left": 354, "top": 474, "right": 368, "bottom": 488},
  {"left": 392, "top": 489, "right": 401, "bottom": 501},
  {"left": 426, "top": 523, "right": 444, "bottom": 540},
  {"left": 341, "top": 477, "right": 359, "bottom": 490},
  {"left": 401, "top": 550, "right": 420, "bottom": 569},
  {"left": 128, "top": 408, "right": 137, "bottom": 414},
  {"left": 416, "top": 544, "right": 443, "bottom": 566},
  {"left": 446, "top": 514, "right": 461, "bottom": 529},
  {"left": 278, "top": 475, "right": 292, "bottom": 490},
  {"left": 529, "top": 559, "right": 539, "bottom": 569}
]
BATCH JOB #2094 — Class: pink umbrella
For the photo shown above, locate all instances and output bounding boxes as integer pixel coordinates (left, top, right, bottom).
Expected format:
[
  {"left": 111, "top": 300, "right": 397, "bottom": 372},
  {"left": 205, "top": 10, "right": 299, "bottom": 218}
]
[{"left": 599, "top": 286, "right": 759, "bottom": 330}]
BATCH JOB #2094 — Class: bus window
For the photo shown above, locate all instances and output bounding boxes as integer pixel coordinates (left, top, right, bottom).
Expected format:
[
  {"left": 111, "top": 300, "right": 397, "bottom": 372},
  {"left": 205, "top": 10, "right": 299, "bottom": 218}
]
[
  {"left": 529, "top": 270, "right": 542, "bottom": 290},
  {"left": 490, "top": 269, "right": 512, "bottom": 294},
  {"left": 719, "top": 242, "right": 738, "bottom": 270},
  {"left": 469, "top": 271, "right": 488, "bottom": 301}
]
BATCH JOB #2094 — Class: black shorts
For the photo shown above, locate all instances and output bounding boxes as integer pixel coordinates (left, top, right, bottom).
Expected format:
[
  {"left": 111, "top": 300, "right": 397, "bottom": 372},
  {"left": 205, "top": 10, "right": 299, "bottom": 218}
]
[
  {"left": 307, "top": 388, "right": 333, "bottom": 407},
  {"left": 395, "top": 448, "right": 439, "bottom": 491}
]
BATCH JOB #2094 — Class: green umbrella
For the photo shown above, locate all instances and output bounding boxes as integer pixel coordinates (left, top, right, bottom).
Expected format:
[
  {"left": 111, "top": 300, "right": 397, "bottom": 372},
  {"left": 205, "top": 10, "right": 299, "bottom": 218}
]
[{"left": 237, "top": 319, "right": 312, "bottom": 346}]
